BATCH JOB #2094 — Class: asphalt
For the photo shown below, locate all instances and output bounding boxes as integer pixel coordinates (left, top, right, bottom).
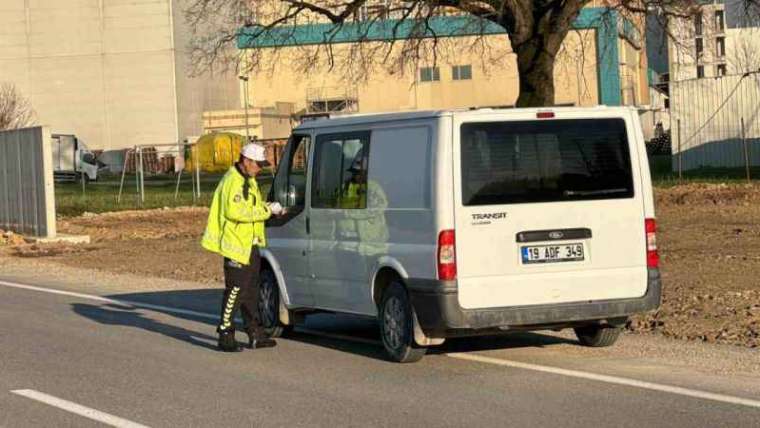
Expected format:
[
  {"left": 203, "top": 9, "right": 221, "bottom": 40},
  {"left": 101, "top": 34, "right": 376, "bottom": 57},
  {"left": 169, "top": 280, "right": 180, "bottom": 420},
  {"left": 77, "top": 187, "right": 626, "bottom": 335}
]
[{"left": 1, "top": 279, "right": 760, "bottom": 427}]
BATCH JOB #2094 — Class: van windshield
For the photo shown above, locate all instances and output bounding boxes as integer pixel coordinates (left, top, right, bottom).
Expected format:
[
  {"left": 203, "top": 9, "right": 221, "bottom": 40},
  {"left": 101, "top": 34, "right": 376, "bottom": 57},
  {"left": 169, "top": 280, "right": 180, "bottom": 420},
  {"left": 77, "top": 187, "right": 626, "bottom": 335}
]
[{"left": 460, "top": 118, "right": 634, "bottom": 206}]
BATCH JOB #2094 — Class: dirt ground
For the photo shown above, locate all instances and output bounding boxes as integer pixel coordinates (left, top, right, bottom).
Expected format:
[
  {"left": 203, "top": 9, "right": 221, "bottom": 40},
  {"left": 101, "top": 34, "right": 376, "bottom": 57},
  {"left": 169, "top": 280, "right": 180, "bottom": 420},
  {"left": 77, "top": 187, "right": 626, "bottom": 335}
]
[
  {"left": 2, "top": 183, "right": 759, "bottom": 348},
  {"left": 632, "top": 184, "right": 760, "bottom": 348}
]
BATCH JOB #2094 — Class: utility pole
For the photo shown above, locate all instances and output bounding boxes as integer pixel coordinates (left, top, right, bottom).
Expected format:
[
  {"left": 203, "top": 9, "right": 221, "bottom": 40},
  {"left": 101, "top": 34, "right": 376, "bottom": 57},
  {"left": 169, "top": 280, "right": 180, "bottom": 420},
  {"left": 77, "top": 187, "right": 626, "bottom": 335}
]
[{"left": 239, "top": 75, "right": 251, "bottom": 144}]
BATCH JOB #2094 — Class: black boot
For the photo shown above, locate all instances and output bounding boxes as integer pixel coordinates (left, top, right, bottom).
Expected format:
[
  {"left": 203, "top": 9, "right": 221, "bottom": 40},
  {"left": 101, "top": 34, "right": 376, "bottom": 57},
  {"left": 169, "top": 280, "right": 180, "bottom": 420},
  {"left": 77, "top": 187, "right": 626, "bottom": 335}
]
[
  {"left": 246, "top": 330, "right": 277, "bottom": 349},
  {"left": 218, "top": 329, "right": 243, "bottom": 352}
]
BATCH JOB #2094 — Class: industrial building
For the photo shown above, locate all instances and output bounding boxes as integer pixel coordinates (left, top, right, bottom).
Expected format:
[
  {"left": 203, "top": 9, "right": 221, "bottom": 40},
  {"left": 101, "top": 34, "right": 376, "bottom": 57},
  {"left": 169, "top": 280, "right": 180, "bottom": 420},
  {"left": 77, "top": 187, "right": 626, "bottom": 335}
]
[
  {"left": 239, "top": 5, "right": 651, "bottom": 115},
  {"left": 0, "top": 0, "right": 239, "bottom": 151}
]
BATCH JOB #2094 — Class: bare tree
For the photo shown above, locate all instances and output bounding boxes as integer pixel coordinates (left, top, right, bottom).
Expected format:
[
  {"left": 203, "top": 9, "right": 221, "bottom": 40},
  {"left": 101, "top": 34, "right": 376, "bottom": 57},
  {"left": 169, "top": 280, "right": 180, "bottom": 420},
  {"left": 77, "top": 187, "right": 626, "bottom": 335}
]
[
  {"left": 186, "top": 1, "right": 716, "bottom": 107},
  {"left": 728, "top": 28, "right": 760, "bottom": 74},
  {"left": 0, "top": 83, "right": 35, "bottom": 130}
]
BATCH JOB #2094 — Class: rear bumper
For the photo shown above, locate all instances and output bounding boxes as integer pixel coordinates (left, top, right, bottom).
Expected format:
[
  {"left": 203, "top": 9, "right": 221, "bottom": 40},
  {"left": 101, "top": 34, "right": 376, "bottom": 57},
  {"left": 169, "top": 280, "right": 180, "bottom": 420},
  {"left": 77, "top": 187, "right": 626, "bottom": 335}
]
[{"left": 408, "top": 269, "right": 661, "bottom": 337}]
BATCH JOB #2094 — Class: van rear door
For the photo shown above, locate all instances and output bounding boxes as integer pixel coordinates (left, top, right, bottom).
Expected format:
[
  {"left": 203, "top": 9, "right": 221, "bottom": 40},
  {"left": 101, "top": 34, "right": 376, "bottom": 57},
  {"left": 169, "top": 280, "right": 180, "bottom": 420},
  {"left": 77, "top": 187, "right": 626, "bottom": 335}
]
[{"left": 452, "top": 111, "right": 648, "bottom": 310}]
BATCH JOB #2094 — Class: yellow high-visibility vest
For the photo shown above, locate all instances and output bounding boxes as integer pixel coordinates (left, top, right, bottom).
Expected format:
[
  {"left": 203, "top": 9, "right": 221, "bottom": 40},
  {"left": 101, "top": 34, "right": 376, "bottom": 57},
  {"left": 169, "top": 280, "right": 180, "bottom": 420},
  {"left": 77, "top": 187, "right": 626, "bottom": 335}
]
[{"left": 201, "top": 166, "right": 271, "bottom": 265}]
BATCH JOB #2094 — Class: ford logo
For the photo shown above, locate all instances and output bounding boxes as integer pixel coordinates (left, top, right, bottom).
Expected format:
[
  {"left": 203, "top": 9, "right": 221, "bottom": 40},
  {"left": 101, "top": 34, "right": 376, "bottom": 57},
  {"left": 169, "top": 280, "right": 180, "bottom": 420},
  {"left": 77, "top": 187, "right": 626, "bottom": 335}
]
[{"left": 548, "top": 231, "right": 564, "bottom": 240}]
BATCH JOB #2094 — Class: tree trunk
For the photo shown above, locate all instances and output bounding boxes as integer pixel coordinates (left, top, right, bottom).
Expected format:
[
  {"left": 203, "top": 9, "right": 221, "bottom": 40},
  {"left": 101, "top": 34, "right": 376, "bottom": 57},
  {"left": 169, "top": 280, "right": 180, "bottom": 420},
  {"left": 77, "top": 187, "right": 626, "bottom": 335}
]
[{"left": 513, "top": 37, "right": 560, "bottom": 108}]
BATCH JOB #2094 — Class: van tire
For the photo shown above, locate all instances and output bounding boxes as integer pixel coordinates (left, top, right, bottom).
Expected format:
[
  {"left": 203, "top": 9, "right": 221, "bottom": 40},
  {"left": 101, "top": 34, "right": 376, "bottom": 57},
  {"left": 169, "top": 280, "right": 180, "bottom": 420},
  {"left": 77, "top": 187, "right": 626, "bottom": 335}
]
[
  {"left": 259, "top": 269, "right": 292, "bottom": 338},
  {"left": 379, "top": 282, "right": 427, "bottom": 363},
  {"left": 574, "top": 325, "right": 622, "bottom": 347}
]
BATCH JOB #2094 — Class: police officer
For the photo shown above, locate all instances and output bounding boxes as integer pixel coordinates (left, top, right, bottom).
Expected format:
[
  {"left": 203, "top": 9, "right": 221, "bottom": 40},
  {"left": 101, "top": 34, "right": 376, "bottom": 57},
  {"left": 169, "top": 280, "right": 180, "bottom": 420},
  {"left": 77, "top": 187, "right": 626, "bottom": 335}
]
[{"left": 201, "top": 143, "right": 284, "bottom": 352}]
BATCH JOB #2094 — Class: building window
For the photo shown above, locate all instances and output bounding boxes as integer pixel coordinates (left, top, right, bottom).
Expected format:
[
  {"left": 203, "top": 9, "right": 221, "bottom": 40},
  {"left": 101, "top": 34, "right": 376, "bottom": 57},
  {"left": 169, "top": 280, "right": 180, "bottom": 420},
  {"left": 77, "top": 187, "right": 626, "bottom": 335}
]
[
  {"left": 694, "top": 13, "right": 703, "bottom": 36},
  {"left": 716, "top": 64, "right": 727, "bottom": 76},
  {"left": 420, "top": 67, "right": 440, "bottom": 82},
  {"left": 716, "top": 37, "right": 726, "bottom": 57},
  {"left": 452, "top": 65, "right": 472, "bottom": 80},
  {"left": 695, "top": 38, "right": 704, "bottom": 58},
  {"left": 697, "top": 65, "right": 705, "bottom": 78},
  {"left": 715, "top": 10, "right": 725, "bottom": 31}
]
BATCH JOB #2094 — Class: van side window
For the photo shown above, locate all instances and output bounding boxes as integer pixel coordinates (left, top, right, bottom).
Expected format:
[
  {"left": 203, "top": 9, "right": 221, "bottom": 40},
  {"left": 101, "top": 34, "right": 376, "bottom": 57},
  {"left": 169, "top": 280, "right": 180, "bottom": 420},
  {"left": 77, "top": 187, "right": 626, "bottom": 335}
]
[
  {"left": 270, "top": 135, "right": 310, "bottom": 209},
  {"left": 311, "top": 132, "right": 370, "bottom": 209}
]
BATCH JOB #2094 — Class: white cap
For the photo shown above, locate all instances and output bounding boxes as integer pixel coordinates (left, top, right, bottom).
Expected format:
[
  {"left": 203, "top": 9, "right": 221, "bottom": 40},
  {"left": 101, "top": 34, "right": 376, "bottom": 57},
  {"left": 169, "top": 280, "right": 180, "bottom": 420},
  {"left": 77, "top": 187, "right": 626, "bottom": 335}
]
[{"left": 241, "top": 143, "right": 268, "bottom": 163}]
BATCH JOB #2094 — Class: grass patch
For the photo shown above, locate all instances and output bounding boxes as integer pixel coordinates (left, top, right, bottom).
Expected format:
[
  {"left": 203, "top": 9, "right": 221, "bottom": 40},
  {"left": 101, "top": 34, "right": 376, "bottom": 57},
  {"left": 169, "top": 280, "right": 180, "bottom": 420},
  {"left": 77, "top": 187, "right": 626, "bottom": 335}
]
[
  {"left": 55, "top": 173, "right": 273, "bottom": 217},
  {"left": 649, "top": 155, "right": 759, "bottom": 187}
]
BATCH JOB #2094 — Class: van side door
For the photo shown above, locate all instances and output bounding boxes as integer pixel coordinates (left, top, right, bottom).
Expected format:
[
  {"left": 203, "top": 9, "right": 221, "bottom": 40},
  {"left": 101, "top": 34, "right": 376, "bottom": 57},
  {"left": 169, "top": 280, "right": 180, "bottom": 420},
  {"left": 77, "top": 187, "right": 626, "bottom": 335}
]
[
  {"left": 308, "top": 131, "right": 372, "bottom": 312},
  {"left": 267, "top": 134, "right": 314, "bottom": 307}
]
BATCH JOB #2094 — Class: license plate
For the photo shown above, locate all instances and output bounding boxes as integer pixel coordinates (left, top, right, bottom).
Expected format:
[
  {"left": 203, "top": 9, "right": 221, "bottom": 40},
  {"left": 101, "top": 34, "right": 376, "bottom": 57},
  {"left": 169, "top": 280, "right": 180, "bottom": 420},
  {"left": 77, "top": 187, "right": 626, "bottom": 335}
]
[{"left": 521, "top": 243, "right": 585, "bottom": 264}]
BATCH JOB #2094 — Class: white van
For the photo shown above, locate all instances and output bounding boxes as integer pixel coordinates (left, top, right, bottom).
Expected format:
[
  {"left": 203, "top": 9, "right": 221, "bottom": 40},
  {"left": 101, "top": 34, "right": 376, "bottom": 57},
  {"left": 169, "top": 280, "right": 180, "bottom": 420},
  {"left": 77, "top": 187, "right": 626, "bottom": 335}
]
[{"left": 259, "top": 107, "right": 661, "bottom": 363}]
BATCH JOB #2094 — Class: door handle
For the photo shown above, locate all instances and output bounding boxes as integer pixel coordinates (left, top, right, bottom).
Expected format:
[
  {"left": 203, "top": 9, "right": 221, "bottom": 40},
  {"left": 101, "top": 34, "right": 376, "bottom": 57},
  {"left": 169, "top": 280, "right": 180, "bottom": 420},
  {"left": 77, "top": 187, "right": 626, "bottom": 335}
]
[{"left": 306, "top": 216, "right": 311, "bottom": 234}]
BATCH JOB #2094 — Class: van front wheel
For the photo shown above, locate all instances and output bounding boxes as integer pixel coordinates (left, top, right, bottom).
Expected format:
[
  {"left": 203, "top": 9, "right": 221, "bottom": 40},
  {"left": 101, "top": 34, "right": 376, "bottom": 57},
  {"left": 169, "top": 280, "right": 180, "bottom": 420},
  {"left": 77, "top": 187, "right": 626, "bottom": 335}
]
[
  {"left": 259, "top": 269, "right": 292, "bottom": 338},
  {"left": 574, "top": 325, "right": 622, "bottom": 347},
  {"left": 379, "top": 282, "right": 427, "bottom": 363}
]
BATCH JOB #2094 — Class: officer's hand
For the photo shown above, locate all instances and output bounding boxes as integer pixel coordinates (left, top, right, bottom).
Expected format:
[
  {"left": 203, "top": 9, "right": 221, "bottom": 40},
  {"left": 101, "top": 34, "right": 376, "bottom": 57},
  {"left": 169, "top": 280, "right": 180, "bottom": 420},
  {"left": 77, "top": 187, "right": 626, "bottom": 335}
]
[{"left": 268, "top": 202, "right": 284, "bottom": 216}]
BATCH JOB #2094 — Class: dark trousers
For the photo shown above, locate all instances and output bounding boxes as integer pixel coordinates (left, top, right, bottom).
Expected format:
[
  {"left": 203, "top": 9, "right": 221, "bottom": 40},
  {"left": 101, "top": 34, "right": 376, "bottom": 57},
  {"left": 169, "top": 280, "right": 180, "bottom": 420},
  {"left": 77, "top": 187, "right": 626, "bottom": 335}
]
[{"left": 218, "top": 248, "right": 264, "bottom": 335}]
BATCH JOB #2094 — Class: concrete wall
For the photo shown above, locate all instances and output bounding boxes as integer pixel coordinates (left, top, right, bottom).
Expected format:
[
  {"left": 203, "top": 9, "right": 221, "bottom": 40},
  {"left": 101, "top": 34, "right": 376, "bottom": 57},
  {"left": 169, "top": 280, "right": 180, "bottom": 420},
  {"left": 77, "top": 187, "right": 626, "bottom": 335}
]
[
  {"left": 172, "top": 0, "right": 241, "bottom": 141},
  {"left": 0, "top": 126, "right": 56, "bottom": 237},
  {"left": 0, "top": 0, "right": 239, "bottom": 151},
  {"left": 0, "top": 0, "right": 178, "bottom": 151}
]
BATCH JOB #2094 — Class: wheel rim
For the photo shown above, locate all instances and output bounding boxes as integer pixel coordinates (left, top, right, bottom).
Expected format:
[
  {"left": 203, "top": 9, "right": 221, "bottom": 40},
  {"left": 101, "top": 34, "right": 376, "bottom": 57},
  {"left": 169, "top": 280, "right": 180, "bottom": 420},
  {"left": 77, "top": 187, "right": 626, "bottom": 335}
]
[
  {"left": 383, "top": 296, "right": 406, "bottom": 351},
  {"left": 259, "top": 274, "right": 277, "bottom": 328}
]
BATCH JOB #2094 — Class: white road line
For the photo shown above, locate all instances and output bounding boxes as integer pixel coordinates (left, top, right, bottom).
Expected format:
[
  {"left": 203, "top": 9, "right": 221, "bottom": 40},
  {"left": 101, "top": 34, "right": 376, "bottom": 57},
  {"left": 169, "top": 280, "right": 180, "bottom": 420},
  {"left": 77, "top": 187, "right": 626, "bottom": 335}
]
[
  {"left": 447, "top": 353, "right": 760, "bottom": 409},
  {"left": 10, "top": 389, "right": 151, "bottom": 428},
  {"left": 4, "top": 279, "right": 760, "bottom": 410}
]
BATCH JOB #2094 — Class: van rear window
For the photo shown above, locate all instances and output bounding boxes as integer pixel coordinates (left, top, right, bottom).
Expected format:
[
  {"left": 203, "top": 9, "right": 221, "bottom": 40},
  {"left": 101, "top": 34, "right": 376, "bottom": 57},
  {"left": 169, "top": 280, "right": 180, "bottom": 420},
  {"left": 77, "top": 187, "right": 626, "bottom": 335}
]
[{"left": 460, "top": 119, "right": 634, "bottom": 206}]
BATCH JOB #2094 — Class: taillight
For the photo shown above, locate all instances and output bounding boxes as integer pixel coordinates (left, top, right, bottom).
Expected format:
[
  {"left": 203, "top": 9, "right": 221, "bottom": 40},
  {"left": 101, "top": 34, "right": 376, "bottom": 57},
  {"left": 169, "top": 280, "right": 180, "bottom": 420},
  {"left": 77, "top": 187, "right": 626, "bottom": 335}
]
[
  {"left": 536, "top": 111, "right": 555, "bottom": 119},
  {"left": 438, "top": 230, "right": 457, "bottom": 280},
  {"left": 645, "top": 218, "right": 659, "bottom": 268}
]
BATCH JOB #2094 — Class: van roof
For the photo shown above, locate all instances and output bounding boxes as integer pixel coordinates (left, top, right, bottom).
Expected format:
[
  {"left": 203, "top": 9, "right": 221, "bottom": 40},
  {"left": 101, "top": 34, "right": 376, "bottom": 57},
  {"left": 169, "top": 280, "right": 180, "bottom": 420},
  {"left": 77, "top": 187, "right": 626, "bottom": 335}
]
[{"left": 294, "top": 106, "right": 638, "bottom": 131}]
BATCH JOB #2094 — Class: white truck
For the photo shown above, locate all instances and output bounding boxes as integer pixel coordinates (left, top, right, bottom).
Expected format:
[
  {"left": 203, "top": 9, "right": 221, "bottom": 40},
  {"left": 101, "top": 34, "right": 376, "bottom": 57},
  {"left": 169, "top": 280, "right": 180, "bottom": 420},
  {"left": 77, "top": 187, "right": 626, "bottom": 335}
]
[{"left": 51, "top": 134, "right": 99, "bottom": 182}]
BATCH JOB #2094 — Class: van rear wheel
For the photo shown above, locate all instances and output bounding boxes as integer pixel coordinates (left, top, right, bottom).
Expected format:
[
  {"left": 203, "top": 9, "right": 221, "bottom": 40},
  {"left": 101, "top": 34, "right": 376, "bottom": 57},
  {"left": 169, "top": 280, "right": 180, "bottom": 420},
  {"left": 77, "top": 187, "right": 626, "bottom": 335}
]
[
  {"left": 259, "top": 269, "right": 292, "bottom": 338},
  {"left": 574, "top": 325, "right": 622, "bottom": 347},
  {"left": 379, "top": 282, "right": 427, "bottom": 363}
]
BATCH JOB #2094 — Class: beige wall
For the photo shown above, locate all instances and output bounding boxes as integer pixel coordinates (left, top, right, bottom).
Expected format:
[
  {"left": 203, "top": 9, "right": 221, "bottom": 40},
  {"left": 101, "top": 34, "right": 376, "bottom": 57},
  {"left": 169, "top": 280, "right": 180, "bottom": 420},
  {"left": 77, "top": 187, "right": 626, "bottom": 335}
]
[
  {"left": 172, "top": 0, "right": 240, "bottom": 141},
  {"left": 0, "top": 0, "right": 178, "bottom": 150},
  {"left": 245, "top": 31, "right": 601, "bottom": 114},
  {"left": 202, "top": 103, "right": 294, "bottom": 139},
  {"left": 0, "top": 0, "right": 239, "bottom": 151}
]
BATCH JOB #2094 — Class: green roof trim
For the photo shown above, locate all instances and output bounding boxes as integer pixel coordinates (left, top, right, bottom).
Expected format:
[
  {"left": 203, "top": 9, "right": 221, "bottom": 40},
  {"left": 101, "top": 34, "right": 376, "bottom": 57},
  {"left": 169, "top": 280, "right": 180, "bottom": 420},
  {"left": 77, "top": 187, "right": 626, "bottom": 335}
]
[{"left": 237, "top": 16, "right": 506, "bottom": 49}]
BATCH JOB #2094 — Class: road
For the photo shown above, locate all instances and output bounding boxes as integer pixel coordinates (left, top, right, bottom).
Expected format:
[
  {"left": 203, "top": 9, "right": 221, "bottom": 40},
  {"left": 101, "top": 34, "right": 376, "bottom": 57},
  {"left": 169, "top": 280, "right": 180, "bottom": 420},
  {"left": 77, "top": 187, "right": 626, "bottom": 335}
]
[{"left": 1, "top": 276, "right": 759, "bottom": 427}]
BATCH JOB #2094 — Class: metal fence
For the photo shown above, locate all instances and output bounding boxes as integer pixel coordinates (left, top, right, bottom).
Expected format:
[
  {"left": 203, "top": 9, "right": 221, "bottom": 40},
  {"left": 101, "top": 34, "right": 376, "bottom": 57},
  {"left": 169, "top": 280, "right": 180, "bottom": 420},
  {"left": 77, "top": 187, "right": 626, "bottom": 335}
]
[
  {"left": 0, "top": 126, "right": 56, "bottom": 237},
  {"left": 113, "top": 137, "right": 289, "bottom": 205},
  {"left": 670, "top": 71, "right": 760, "bottom": 175}
]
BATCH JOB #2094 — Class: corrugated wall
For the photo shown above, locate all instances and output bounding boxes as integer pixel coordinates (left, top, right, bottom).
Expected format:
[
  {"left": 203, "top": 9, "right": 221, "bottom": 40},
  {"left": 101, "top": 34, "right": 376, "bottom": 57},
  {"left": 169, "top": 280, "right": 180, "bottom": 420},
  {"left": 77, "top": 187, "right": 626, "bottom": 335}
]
[
  {"left": 671, "top": 73, "right": 760, "bottom": 170},
  {"left": 0, "top": 127, "right": 56, "bottom": 237}
]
